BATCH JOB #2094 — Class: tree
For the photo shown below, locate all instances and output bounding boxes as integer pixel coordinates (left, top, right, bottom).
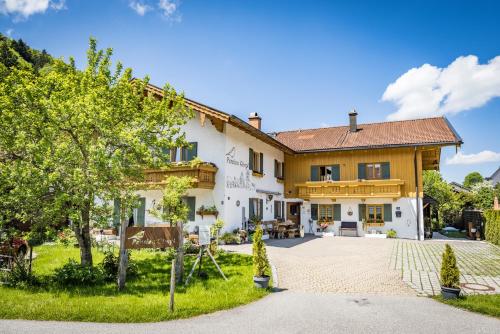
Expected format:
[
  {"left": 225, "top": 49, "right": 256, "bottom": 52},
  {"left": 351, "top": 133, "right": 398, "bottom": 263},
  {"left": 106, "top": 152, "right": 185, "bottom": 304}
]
[
  {"left": 423, "top": 170, "right": 460, "bottom": 226},
  {"left": 252, "top": 225, "right": 269, "bottom": 278},
  {"left": 0, "top": 38, "right": 192, "bottom": 266},
  {"left": 463, "top": 171, "right": 483, "bottom": 188},
  {"left": 0, "top": 42, "right": 18, "bottom": 68},
  {"left": 440, "top": 244, "right": 460, "bottom": 288}
]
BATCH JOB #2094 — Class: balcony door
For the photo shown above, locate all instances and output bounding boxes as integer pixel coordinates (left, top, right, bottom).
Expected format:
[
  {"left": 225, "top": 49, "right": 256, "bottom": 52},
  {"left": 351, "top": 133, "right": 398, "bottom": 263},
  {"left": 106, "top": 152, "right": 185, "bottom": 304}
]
[{"left": 287, "top": 202, "right": 301, "bottom": 226}]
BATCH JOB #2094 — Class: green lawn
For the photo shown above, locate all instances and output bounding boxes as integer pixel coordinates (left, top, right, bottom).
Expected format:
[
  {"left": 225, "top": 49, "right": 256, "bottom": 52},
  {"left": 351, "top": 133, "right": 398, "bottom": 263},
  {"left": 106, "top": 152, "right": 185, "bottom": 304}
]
[
  {"left": 435, "top": 294, "right": 500, "bottom": 318},
  {"left": 0, "top": 244, "right": 269, "bottom": 322}
]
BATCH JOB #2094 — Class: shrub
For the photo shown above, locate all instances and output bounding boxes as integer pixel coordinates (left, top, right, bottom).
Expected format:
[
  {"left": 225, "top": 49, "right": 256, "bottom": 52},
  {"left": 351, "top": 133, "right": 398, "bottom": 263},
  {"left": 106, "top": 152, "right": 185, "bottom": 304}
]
[
  {"left": 53, "top": 259, "right": 105, "bottom": 286},
  {"left": 1, "top": 257, "right": 39, "bottom": 287},
  {"left": 386, "top": 229, "right": 397, "bottom": 238},
  {"left": 440, "top": 244, "right": 460, "bottom": 289},
  {"left": 484, "top": 210, "right": 500, "bottom": 245},
  {"left": 252, "top": 226, "right": 269, "bottom": 278},
  {"left": 220, "top": 232, "right": 239, "bottom": 245},
  {"left": 100, "top": 251, "right": 138, "bottom": 281},
  {"left": 56, "top": 228, "right": 77, "bottom": 247}
]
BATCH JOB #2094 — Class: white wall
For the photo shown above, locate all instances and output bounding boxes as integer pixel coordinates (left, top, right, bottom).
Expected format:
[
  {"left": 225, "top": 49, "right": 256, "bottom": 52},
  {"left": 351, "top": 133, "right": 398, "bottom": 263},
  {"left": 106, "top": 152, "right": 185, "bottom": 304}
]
[{"left": 298, "top": 197, "right": 423, "bottom": 240}]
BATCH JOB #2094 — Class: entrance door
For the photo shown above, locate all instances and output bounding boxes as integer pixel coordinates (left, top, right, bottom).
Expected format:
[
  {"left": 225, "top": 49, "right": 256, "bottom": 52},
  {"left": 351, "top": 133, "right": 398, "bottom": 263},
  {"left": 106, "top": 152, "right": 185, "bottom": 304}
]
[{"left": 287, "top": 202, "right": 301, "bottom": 226}]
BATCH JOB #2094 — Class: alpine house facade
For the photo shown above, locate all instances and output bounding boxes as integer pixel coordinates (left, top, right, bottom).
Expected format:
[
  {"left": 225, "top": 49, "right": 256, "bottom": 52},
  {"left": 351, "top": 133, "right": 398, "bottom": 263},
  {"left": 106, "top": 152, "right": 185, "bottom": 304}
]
[{"left": 129, "top": 84, "right": 462, "bottom": 240}]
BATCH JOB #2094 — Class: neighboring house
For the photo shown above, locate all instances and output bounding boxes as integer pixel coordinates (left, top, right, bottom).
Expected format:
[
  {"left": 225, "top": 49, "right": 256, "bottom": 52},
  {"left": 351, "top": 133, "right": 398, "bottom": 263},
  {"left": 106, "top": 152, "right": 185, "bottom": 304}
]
[
  {"left": 450, "top": 181, "right": 470, "bottom": 193},
  {"left": 486, "top": 166, "right": 500, "bottom": 186},
  {"left": 120, "top": 84, "right": 462, "bottom": 240}
]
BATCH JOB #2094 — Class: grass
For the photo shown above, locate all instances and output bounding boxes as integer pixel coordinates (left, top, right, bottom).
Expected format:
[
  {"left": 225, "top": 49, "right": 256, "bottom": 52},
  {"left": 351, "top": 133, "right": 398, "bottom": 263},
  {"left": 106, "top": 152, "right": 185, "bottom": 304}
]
[
  {"left": 435, "top": 294, "right": 500, "bottom": 318},
  {"left": 0, "top": 244, "right": 269, "bottom": 322}
]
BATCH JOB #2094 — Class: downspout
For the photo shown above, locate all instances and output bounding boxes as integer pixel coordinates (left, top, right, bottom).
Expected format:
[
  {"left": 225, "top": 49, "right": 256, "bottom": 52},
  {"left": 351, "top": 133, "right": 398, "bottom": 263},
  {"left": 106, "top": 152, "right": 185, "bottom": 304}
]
[{"left": 414, "top": 147, "right": 421, "bottom": 240}]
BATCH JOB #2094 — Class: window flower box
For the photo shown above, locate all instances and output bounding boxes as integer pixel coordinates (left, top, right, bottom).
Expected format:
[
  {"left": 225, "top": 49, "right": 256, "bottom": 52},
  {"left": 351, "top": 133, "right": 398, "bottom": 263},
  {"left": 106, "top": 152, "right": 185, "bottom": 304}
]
[{"left": 196, "top": 205, "right": 219, "bottom": 219}]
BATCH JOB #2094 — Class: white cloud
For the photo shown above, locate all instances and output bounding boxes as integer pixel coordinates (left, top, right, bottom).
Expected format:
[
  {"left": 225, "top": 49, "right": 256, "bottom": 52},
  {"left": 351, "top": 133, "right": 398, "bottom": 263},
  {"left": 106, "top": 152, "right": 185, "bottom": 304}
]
[
  {"left": 129, "top": 1, "right": 151, "bottom": 16},
  {"left": 446, "top": 150, "right": 500, "bottom": 165},
  {"left": 0, "top": 0, "right": 65, "bottom": 19},
  {"left": 158, "top": 0, "right": 180, "bottom": 21},
  {"left": 383, "top": 55, "right": 500, "bottom": 121},
  {"left": 6, "top": 28, "right": 13, "bottom": 37}
]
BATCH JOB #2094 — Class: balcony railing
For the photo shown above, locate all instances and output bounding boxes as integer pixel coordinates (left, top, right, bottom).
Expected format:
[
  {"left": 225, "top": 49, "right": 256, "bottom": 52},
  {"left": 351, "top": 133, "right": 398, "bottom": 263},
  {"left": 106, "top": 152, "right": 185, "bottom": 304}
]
[
  {"left": 141, "top": 163, "right": 218, "bottom": 189},
  {"left": 295, "top": 179, "right": 404, "bottom": 199}
]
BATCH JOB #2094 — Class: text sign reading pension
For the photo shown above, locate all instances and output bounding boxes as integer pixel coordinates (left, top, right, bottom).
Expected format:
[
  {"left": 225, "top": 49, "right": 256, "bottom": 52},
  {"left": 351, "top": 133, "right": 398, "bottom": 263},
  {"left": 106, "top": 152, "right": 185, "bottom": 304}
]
[{"left": 125, "top": 226, "right": 181, "bottom": 249}]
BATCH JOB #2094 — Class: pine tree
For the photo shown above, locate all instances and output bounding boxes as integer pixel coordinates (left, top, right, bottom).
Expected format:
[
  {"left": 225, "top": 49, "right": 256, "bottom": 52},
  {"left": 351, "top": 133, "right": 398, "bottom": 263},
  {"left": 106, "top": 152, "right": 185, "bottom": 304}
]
[
  {"left": 440, "top": 244, "right": 460, "bottom": 288},
  {"left": 252, "top": 225, "right": 269, "bottom": 277}
]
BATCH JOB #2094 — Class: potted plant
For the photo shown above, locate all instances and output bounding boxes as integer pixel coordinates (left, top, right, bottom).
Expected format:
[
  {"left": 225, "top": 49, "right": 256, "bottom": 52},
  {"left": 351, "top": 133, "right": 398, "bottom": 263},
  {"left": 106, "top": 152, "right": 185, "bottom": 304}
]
[
  {"left": 252, "top": 225, "right": 270, "bottom": 288},
  {"left": 440, "top": 244, "right": 461, "bottom": 299}
]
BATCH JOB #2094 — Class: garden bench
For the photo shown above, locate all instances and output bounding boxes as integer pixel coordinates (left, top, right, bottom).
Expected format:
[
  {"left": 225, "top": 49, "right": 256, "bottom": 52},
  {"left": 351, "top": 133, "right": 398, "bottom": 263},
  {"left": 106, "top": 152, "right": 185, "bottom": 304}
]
[{"left": 340, "top": 221, "right": 358, "bottom": 236}]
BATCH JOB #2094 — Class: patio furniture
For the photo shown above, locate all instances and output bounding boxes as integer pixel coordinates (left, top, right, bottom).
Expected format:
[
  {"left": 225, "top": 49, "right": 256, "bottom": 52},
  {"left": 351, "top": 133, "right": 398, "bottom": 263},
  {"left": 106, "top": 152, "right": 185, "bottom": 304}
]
[
  {"left": 340, "top": 221, "right": 358, "bottom": 236},
  {"left": 287, "top": 228, "right": 298, "bottom": 238}
]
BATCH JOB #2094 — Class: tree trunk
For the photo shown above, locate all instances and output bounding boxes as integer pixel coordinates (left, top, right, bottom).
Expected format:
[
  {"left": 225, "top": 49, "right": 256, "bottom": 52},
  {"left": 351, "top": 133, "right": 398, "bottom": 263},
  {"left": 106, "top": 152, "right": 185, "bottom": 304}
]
[
  {"left": 75, "top": 203, "right": 93, "bottom": 266},
  {"left": 117, "top": 204, "right": 129, "bottom": 290},
  {"left": 175, "top": 222, "right": 184, "bottom": 283}
]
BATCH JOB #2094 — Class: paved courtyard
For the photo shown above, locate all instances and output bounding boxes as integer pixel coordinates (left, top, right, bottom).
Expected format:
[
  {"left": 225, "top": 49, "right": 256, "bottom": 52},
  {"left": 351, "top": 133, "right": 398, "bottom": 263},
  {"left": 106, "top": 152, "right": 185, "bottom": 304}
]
[
  {"left": 391, "top": 239, "right": 500, "bottom": 296},
  {"left": 224, "top": 236, "right": 500, "bottom": 296}
]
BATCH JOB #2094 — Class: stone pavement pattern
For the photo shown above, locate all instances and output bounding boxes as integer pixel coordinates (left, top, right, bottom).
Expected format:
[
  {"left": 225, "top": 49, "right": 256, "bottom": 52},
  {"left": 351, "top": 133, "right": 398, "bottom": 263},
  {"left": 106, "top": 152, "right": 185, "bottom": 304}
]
[
  {"left": 225, "top": 236, "right": 415, "bottom": 294},
  {"left": 1, "top": 292, "right": 499, "bottom": 334},
  {"left": 391, "top": 239, "right": 500, "bottom": 296}
]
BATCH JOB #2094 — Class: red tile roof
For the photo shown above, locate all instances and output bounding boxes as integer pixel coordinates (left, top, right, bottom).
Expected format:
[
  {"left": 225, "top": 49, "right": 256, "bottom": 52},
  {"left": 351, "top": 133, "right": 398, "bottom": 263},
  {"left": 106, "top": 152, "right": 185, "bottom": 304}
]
[{"left": 274, "top": 117, "right": 462, "bottom": 152}]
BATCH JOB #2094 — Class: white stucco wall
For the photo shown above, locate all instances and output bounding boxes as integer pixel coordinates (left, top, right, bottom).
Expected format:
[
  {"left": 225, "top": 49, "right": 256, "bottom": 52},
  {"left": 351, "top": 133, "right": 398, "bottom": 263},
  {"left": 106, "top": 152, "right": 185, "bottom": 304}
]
[{"left": 298, "top": 197, "right": 424, "bottom": 240}]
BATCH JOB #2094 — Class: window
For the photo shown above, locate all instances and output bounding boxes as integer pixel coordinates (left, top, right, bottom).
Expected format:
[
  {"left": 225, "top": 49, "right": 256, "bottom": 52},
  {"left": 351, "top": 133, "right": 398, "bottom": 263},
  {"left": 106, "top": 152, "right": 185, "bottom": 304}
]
[
  {"left": 182, "top": 196, "right": 196, "bottom": 221},
  {"left": 366, "top": 163, "right": 382, "bottom": 180},
  {"left": 249, "top": 198, "right": 263, "bottom": 220},
  {"left": 311, "top": 165, "right": 340, "bottom": 181},
  {"left": 318, "top": 205, "right": 333, "bottom": 223},
  {"left": 274, "top": 160, "right": 284, "bottom": 180},
  {"left": 249, "top": 148, "right": 263, "bottom": 175},
  {"left": 274, "top": 200, "right": 285, "bottom": 219},
  {"left": 165, "top": 142, "right": 198, "bottom": 162},
  {"left": 367, "top": 204, "right": 383, "bottom": 224}
]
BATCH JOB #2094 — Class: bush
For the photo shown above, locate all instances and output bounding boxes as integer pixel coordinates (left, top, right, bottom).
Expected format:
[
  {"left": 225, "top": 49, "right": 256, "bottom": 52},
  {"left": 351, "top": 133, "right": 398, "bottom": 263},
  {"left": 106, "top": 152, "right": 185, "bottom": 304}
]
[
  {"left": 56, "top": 228, "right": 77, "bottom": 247},
  {"left": 252, "top": 226, "right": 269, "bottom": 278},
  {"left": 484, "top": 210, "right": 500, "bottom": 245},
  {"left": 440, "top": 244, "right": 460, "bottom": 289},
  {"left": 0, "top": 257, "right": 39, "bottom": 287},
  {"left": 53, "top": 259, "right": 105, "bottom": 286},
  {"left": 386, "top": 229, "right": 397, "bottom": 238},
  {"left": 220, "top": 232, "right": 239, "bottom": 245},
  {"left": 100, "top": 251, "right": 138, "bottom": 281}
]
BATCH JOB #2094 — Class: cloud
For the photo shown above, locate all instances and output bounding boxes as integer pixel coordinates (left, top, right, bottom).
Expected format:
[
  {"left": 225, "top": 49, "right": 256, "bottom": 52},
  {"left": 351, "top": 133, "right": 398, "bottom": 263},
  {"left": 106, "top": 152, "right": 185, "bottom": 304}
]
[
  {"left": 383, "top": 55, "right": 500, "bottom": 121},
  {"left": 0, "top": 0, "right": 65, "bottom": 19},
  {"left": 158, "top": 0, "right": 180, "bottom": 21},
  {"left": 129, "top": 1, "right": 151, "bottom": 16},
  {"left": 446, "top": 150, "right": 500, "bottom": 165},
  {"left": 5, "top": 28, "right": 13, "bottom": 37}
]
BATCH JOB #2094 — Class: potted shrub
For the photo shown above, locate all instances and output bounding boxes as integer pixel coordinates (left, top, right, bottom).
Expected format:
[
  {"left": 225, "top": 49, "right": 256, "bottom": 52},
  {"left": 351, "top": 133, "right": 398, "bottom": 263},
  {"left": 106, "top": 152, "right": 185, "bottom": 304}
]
[
  {"left": 252, "top": 225, "right": 270, "bottom": 288},
  {"left": 440, "top": 244, "right": 461, "bottom": 299}
]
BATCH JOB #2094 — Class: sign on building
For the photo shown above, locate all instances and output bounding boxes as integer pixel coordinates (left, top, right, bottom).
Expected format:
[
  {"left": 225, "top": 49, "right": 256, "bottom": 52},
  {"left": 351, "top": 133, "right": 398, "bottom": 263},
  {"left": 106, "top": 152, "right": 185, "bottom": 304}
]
[{"left": 125, "top": 226, "right": 181, "bottom": 249}]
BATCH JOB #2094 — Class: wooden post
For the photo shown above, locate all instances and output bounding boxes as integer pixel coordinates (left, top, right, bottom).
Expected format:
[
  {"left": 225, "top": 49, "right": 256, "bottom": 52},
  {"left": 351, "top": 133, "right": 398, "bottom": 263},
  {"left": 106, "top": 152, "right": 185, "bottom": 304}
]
[
  {"left": 28, "top": 247, "right": 33, "bottom": 275},
  {"left": 117, "top": 205, "right": 129, "bottom": 290},
  {"left": 175, "top": 222, "right": 184, "bottom": 283},
  {"left": 169, "top": 258, "right": 176, "bottom": 312}
]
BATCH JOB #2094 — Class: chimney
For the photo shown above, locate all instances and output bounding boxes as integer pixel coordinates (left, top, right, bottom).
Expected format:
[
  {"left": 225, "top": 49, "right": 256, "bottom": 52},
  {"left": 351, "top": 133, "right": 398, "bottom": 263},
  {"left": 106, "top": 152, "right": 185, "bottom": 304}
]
[
  {"left": 248, "top": 112, "right": 262, "bottom": 130},
  {"left": 349, "top": 109, "right": 358, "bottom": 132}
]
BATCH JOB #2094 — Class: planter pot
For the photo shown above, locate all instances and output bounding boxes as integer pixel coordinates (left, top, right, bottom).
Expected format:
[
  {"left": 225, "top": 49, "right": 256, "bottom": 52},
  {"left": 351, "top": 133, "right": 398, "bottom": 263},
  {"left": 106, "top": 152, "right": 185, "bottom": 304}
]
[
  {"left": 253, "top": 275, "right": 270, "bottom": 289},
  {"left": 441, "top": 286, "right": 460, "bottom": 299}
]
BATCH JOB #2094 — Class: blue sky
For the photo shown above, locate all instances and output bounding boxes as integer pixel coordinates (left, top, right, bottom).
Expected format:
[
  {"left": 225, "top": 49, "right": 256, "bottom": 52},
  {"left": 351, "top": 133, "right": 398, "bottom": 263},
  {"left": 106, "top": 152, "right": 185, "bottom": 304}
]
[{"left": 1, "top": 0, "right": 499, "bottom": 183}]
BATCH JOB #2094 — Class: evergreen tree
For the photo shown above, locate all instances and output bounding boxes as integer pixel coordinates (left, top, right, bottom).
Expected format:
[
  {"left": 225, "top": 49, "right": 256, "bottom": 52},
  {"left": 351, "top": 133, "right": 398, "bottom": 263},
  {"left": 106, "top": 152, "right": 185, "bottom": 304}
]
[{"left": 0, "top": 42, "right": 18, "bottom": 68}]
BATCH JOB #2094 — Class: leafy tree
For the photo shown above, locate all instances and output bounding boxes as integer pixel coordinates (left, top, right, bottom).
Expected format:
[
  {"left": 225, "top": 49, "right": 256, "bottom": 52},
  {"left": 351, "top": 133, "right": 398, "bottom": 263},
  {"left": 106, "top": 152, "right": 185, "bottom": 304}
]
[
  {"left": 11, "top": 39, "right": 33, "bottom": 64},
  {"left": 0, "top": 38, "right": 192, "bottom": 266},
  {"left": 423, "top": 170, "right": 460, "bottom": 226},
  {"left": 0, "top": 42, "right": 18, "bottom": 68},
  {"left": 471, "top": 181, "right": 495, "bottom": 211},
  {"left": 463, "top": 171, "right": 484, "bottom": 188}
]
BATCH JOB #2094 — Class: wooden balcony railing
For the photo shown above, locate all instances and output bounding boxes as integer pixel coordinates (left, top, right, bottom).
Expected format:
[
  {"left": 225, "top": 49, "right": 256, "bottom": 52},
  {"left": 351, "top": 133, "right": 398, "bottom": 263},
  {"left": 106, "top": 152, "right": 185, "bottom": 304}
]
[
  {"left": 141, "top": 163, "right": 218, "bottom": 189},
  {"left": 295, "top": 179, "right": 404, "bottom": 199}
]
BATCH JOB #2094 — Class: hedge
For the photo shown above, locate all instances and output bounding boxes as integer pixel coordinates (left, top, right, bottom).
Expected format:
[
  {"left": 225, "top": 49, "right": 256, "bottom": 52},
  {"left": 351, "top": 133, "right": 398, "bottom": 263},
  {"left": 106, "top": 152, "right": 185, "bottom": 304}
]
[{"left": 484, "top": 210, "right": 500, "bottom": 246}]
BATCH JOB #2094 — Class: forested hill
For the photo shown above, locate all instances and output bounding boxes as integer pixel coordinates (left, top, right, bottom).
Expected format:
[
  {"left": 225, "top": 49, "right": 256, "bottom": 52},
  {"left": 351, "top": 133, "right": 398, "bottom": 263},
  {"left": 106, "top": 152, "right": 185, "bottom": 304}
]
[{"left": 0, "top": 34, "right": 53, "bottom": 71}]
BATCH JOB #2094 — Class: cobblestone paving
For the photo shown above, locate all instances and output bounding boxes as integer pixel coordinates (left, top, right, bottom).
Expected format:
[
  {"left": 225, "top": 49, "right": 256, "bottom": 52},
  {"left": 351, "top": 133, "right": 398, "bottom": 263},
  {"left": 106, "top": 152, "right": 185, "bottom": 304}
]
[
  {"left": 224, "top": 236, "right": 415, "bottom": 295},
  {"left": 391, "top": 239, "right": 500, "bottom": 296}
]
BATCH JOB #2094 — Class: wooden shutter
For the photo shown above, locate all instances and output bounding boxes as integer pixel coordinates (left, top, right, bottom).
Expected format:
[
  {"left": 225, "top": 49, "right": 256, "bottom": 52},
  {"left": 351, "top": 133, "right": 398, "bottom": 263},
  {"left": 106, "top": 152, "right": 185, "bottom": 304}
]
[
  {"left": 184, "top": 197, "right": 196, "bottom": 221},
  {"left": 331, "top": 165, "right": 340, "bottom": 181},
  {"left": 311, "top": 204, "right": 318, "bottom": 220},
  {"left": 259, "top": 199, "right": 264, "bottom": 220},
  {"left": 274, "top": 200, "right": 279, "bottom": 219},
  {"left": 113, "top": 198, "right": 121, "bottom": 227},
  {"left": 311, "top": 165, "right": 319, "bottom": 181},
  {"left": 381, "top": 162, "right": 390, "bottom": 179},
  {"left": 358, "top": 163, "right": 366, "bottom": 180},
  {"left": 333, "top": 204, "right": 341, "bottom": 221},
  {"left": 281, "top": 201, "right": 285, "bottom": 219},
  {"left": 274, "top": 159, "right": 278, "bottom": 178},
  {"left": 259, "top": 152, "right": 264, "bottom": 174},
  {"left": 249, "top": 198, "right": 254, "bottom": 219},
  {"left": 136, "top": 197, "right": 146, "bottom": 227},
  {"left": 187, "top": 142, "right": 198, "bottom": 161},
  {"left": 384, "top": 204, "right": 392, "bottom": 222},
  {"left": 249, "top": 148, "right": 254, "bottom": 171},
  {"left": 358, "top": 203, "right": 366, "bottom": 221}
]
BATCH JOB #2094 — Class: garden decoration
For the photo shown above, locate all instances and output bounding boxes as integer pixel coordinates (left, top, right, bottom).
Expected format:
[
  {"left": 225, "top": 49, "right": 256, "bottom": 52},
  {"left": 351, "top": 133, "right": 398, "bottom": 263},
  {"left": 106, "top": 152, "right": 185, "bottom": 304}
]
[{"left": 185, "top": 225, "right": 227, "bottom": 285}]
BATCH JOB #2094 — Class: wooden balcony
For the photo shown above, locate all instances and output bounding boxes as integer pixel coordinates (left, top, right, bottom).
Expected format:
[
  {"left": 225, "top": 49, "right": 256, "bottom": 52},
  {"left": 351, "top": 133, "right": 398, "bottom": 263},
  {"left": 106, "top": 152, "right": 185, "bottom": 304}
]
[
  {"left": 141, "top": 163, "right": 218, "bottom": 189},
  {"left": 295, "top": 179, "right": 404, "bottom": 200}
]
